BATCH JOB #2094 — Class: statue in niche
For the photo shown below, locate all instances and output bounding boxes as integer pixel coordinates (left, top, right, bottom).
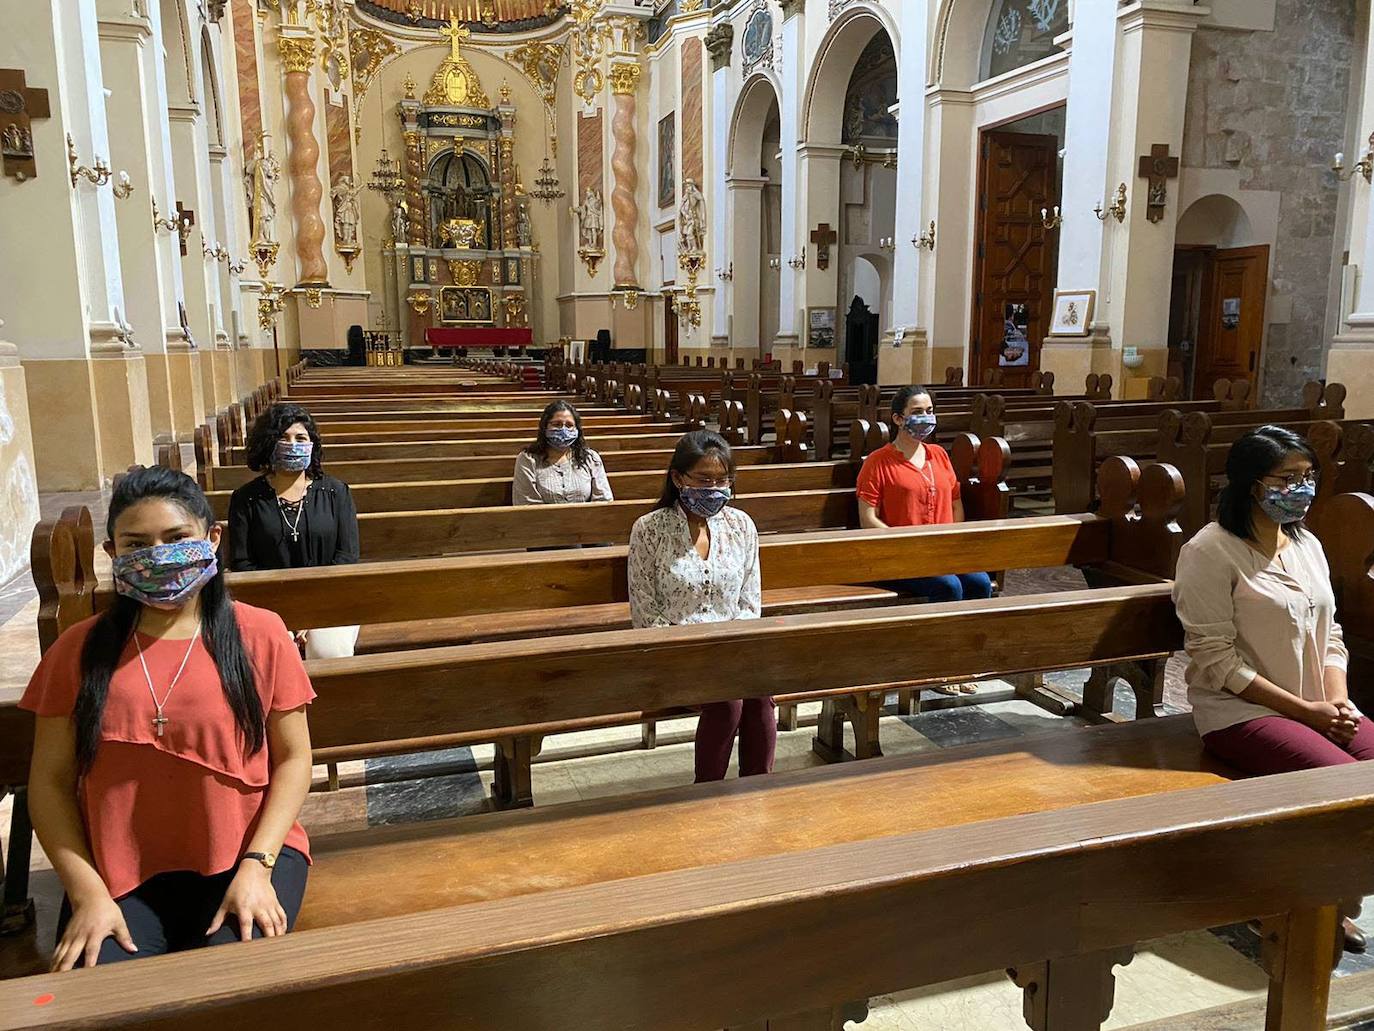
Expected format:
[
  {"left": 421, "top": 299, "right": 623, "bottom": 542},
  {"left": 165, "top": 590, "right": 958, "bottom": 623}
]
[
  {"left": 245, "top": 140, "right": 282, "bottom": 245},
  {"left": 574, "top": 186, "right": 604, "bottom": 250},
  {"left": 516, "top": 196, "right": 533, "bottom": 248},
  {"left": 331, "top": 175, "right": 361, "bottom": 247},
  {"left": 391, "top": 197, "right": 410, "bottom": 244},
  {"left": 678, "top": 177, "right": 706, "bottom": 255}
]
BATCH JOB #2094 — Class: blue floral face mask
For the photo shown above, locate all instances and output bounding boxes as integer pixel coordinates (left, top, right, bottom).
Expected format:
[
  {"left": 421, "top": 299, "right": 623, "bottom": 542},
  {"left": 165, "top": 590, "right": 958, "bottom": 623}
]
[
  {"left": 903, "top": 414, "right": 937, "bottom": 440},
  {"left": 1258, "top": 482, "right": 1315, "bottom": 525},
  {"left": 680, "top": 486, "right": 731, "bottom": 518},
  {"left": 112, "top": 539, "right": 219, "bottom": 609},
  {"left": 273, "top": 439, "right": 313, "bottom": 472},
  {"left": 546, "top": 426, "right": 580, "bottom": 449}
]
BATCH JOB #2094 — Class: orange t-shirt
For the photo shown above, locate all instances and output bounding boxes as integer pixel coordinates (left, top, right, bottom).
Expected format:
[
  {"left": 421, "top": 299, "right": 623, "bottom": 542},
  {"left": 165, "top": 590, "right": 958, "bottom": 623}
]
[
  {"left": 855, "top": 442, "right": 961, "bottom": 527},
  {"left": 20, "top": 601, "right": 315, "bottom": 899}
]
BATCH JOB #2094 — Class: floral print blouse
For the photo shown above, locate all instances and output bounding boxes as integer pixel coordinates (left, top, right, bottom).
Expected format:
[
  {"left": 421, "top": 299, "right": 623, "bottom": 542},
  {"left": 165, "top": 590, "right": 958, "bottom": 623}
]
[
  {"left": 512, "top": 449, "right": 613, "bottom": 505},
  {"left": 627, "top": 504, "right": 762, "bottom": 628}
]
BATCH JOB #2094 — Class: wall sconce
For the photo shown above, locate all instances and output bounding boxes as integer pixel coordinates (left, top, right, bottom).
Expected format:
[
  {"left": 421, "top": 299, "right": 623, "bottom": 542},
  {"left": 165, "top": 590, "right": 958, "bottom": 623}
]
[
  {"left": 1333, "top": 134, "right": 1374, "bottom": 183},
  {"left": 787, "top": 248, "right": 806, "bottom": 270},
  {"left": 1040, "top": 206, "right": 1062, "bottom": 230},
  {"left": 227, "top": 257, "right": 247, "bottom": 275},
  {"left": 203, "top": 240, "right": 230, "bottom": 262},
  {"left": 715, "top": 263, "right": 734, "bottom": 281},
  {"left": 912, "top": 220, "right": 937, "bottom": 251},
  {"left": 68, "top": 133, "right": 130, "bottom": 196},
  {"left": 1094, "top": 183, "right": 1128, "bottom": 224},
  {"left": 152, "top": 195, "right": 179, "bottom": 233},
  {"left": 768, "top": 256, "right": 782, "bottom": 270},
  {"left": 878, "top": 237, "right": 896, "bottom": 253},
  {"left": 112, "top": 171, "right": 134, "bottom": 200}
]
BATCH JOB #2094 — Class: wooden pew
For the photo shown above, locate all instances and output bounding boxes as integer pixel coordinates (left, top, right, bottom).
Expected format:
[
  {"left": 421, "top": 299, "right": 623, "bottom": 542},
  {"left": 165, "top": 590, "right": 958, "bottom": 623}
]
[
  {"left": 223, "top": 430, "right": 695, "bottom": 466},
  {"left": 1052, "top": 382, "right": 1346, "bottom": 516},
  {"left": 1324, "top": 491, "right": 1374, "bottom": 714},
  {"left": 7, "top": 714, "right": 1374, "bottom": 1028}
]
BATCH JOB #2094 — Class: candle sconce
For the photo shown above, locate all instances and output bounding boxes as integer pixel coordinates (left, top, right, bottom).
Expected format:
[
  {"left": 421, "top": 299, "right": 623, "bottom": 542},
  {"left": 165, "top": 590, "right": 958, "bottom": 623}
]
[
  {"left": 913, "top": 220, "right": 937, "bottom": 251},
  {"left": 1040, "top": 206, "right": 1063, "bottom": 230},
  {"left": 1094, "top": 183, "right": 1128, "bottom": 224},
  {"left": 1333, "top": 135, "right": 1374, "bottom": 183}
]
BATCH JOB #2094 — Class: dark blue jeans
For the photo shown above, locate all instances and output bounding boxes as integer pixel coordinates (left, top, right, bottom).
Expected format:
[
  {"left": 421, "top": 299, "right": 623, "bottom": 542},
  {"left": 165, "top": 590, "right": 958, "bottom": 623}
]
[{"left": 883, "top": 572, "right": 993, "bottom": 602}]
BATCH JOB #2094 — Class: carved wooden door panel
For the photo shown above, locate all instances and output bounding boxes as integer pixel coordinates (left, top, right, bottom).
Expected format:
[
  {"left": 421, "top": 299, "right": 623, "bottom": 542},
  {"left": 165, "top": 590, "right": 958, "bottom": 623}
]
[
  {"left": 1193, "top": 244, "right": 1268, "bottom": 400},
  {"left": 972, "top": 130, "right": 1059, "bottom": 388}
]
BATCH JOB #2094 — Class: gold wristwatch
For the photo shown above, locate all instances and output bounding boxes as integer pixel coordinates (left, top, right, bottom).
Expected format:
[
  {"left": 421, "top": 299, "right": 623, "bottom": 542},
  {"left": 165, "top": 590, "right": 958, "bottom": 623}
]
[{"left": 243, "top": 851, "right": 277, "bottom": 870}]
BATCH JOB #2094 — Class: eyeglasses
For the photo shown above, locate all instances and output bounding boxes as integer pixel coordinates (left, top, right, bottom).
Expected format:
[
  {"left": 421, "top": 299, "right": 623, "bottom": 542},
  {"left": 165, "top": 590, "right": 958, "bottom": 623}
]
[
  {"left": 1261, "top": 471, "right": 1318, "bottom": 491},
  {"left": 680, "top": 474, "right": 734, "bottom": 489}
]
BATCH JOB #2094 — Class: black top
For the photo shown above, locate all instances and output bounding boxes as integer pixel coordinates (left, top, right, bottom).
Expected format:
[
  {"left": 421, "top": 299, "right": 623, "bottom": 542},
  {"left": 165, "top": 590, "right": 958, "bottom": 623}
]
[{"left": 227, "top": 473, "right": 360, "bottom": 571}]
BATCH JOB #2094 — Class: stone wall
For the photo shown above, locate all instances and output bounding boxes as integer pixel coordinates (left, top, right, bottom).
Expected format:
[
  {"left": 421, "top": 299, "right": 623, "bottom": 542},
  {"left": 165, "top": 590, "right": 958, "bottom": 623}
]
[{"left": 1181, "top": 0, "right": 1357, "bottom": 404}]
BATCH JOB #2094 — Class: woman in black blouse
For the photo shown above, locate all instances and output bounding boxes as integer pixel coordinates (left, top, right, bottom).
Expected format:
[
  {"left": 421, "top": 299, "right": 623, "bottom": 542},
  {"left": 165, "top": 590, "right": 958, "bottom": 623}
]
[{"left": 228, "top": 403, "right": 360, "bottom": 658}]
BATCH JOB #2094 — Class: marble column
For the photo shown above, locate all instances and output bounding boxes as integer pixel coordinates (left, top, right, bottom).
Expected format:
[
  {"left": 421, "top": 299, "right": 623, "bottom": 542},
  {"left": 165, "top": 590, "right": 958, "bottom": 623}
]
[
  {"left": 609, "top": 61, "right": 642, "bottom": 289},
  {"left": 1329, "top": 1, "right": 1374, "bottom": 416},
  {"left": 1039, "top": 0, "right": 1123, "bottom": 389},
  {"left": 775, "top": 2, "right": 803, "bottom": 352},
  {"left": 277, "top": 33, "right": 328, "bottom": 286}
]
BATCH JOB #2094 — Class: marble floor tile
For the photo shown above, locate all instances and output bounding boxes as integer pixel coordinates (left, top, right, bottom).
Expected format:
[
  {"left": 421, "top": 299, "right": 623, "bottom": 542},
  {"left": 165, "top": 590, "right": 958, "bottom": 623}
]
[{"left": 898, "top": 706, "right": 1024, "bottom": 748}]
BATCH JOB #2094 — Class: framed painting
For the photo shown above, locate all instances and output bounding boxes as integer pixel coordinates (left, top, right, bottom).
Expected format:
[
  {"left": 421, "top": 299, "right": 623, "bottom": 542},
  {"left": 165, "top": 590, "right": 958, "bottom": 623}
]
[
  {"left": 658, "top": 112, "right": 676, "bottom": 210},
  {"left": 807, "top": 306, "right": 836, "bottom": 349},
  {"left": 1048, "top": 289, "right": 1095, "bottom": 337}
]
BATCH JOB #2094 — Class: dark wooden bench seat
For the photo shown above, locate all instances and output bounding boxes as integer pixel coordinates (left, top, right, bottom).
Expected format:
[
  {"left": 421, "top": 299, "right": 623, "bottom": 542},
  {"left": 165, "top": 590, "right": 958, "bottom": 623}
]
[{"left": 224, "top": 429, "right": 693, "bottom": 465}]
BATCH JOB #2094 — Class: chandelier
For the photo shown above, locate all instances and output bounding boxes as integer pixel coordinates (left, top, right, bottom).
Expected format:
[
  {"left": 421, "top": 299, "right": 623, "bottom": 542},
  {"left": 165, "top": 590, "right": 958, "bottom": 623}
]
[
  {"left": 530, "top": 156, "right": 565, "bottom": 203},
  {"left": 368, "top": 147, "right": 405, "bottom": 197}
]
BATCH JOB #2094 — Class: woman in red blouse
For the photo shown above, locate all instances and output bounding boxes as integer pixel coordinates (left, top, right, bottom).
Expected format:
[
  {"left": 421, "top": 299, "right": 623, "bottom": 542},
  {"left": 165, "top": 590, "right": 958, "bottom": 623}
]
[{"left": 22, "top": 466, "right": 314, "bottom": 970}]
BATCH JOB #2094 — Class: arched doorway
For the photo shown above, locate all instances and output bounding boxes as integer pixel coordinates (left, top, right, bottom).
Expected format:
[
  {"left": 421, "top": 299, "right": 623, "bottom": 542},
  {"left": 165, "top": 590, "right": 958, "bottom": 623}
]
[
  {"left": 846, "top": 254, "right": 882, "bottom": 384},
  {"left": 799, "top": 7, "right": 899, "bottom": 368},
  {"left": 1172, "top": 194, "right": 1268, "bottom": 400},
  {"left": 727, "top": 74, "right": 782, "bottom": 359}
]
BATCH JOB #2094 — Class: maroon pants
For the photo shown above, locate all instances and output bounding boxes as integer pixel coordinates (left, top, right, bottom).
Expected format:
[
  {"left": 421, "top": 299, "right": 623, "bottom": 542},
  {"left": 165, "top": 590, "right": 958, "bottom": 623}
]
[
  {"left": 1203, "top": 715, "right": 1374, "bottom": 776},
  {"left": 694, "top": 698, "right": 777, "bottom": 782}
]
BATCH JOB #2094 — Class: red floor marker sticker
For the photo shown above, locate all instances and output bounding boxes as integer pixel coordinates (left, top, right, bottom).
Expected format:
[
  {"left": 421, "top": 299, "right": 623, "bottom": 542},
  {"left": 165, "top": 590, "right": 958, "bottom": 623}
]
[{"left": 33, "top": 993, "right": 54, "bottom": 1006}]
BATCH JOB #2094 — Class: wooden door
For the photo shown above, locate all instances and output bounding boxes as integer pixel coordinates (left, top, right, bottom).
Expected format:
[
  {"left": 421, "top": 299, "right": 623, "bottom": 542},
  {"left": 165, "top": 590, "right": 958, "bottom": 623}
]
[
  {"left": 971, "top": 130, "right": 1060, "bottom": 388},
  {"left": 664, "top": 293, "right": 679, "bottom": 365},
  {"left": 845, "top": 296, "right": 879, "bottom": 385},
  {"left": 1193, "top": 244, "right": 1268, "bottom": 400}
]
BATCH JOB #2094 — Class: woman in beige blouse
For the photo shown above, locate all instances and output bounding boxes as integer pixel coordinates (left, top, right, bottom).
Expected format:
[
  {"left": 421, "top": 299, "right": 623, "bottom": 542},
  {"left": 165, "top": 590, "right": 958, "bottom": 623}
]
[
  {"left": 628, "top": 430, "right": 770, "bottom": 783},
  {"left": 1174, "top": 427, "right": 1370, "bottom": 950},
  {"left": 512, "top": 401, "right": 613, "bottom": 506}
]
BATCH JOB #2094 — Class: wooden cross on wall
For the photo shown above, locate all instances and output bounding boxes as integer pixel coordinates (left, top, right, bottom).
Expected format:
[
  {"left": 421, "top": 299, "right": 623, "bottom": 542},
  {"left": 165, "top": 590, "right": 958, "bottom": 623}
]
[
  {"left": 1138, "top": 144, "right": 1180, "bottom": 224},
  {"left": 810, "top": 223, "right": 837, "bottom": 271},
  {"left": 0, "top": 68, "right": 51, "bottom": 182}
]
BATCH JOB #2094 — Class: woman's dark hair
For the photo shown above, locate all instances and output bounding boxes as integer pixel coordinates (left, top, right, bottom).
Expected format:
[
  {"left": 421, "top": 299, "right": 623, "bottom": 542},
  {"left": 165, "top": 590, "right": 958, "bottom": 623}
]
[
  {"left": 245, "top": 402, "right": 323, "bottom": 478},
  {"left": 1217, "top": 425, "right": 1317, "bottom": 542},
  {"left": 525, "top": 400, "right": 592, "bottom": 469},
  {"left": 76, "top": 466, "right": 264, "bottom": 773},
  {"left": 890, "top": 385, "right": 934, "bottom": 421},
  {"left": 655, "top": 430, "right": 737, "bottom": 510}
]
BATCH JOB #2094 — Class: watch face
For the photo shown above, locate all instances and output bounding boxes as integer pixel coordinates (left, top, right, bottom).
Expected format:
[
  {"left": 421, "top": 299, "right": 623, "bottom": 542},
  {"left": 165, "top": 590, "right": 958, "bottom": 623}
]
[{"left": 263, "top": 852, "right": 277, "bottom": 868}]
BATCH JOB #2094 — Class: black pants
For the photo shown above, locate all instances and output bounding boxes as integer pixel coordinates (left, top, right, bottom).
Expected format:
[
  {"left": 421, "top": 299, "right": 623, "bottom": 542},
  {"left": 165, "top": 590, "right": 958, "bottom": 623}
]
[{"left": 56, "top": 846, "right": 308, "bottom": 965}]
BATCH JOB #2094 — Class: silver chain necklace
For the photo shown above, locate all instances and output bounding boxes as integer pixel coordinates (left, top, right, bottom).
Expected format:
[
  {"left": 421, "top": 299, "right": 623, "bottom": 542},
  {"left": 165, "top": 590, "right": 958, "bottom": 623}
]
[
  {"left": 134, "top": 624, "right": 202, "bottom": 738},
  {"left": 277, "top": 492, "right": 306, "bottom": 543}
]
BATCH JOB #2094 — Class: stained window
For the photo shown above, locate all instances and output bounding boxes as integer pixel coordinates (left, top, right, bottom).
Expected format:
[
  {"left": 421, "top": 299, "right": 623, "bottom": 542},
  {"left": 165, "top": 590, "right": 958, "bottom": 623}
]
[{"left": 981, "top": 0, "right": 1068, "bottom": 81}]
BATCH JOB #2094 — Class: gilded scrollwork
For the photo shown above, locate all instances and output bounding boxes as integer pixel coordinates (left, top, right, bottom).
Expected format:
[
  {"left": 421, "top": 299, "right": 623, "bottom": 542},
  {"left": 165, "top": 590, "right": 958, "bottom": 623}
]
[{"left": 510, "top": 39, "right": 564, "bottom": 115}]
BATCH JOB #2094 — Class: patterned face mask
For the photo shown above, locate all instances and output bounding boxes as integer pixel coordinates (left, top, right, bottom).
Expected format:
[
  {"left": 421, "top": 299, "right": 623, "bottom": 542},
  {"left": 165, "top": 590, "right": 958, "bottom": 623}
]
[
  {"left": 546, "top": 426, "right": 580, "bottom": 449},
  {"left": 1258, "top": 482, "right": 1315, "bottom": 525},
  {"left": 273, "top": 439, "right": 313, "bottom": 472},
  {"left": 680, "top": 486, "right": 732, "bottom": 519},
  {"left": 112, "top": 539, "right": 219, "bottom": 609},
  {"left": 903, "top": 414, "right": 937, "bottom": 441}
]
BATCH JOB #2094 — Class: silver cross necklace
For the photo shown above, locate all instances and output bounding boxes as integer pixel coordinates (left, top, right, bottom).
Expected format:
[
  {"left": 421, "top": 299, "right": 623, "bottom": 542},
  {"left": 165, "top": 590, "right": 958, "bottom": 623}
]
[{"left": 134, "top": 623, "right": 202, "bottom": 738}]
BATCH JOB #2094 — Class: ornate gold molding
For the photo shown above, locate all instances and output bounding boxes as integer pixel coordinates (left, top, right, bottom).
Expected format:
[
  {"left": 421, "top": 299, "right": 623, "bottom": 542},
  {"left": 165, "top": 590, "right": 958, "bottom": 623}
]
[
  {"left": 277, "top": 36, "right": 315, "bottom": 75},
  {"left": 449, "top": 259, "right": 483, "bottom": 286},
  {"left": 424, "top": 14, "right": 491, "bottom": 107},
  {"left": 510, "top": 39, "right": 564, "bottom": 114},
  {"left": 349, "top": 27, "right": 401, "bottom": 110},
  {"left": 608, "top": 61, "right": 641, "bottom": 95}
]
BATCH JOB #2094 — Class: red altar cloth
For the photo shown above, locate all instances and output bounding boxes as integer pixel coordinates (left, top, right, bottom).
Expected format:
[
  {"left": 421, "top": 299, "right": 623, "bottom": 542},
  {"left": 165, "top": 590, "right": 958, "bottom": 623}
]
[{"left": 425, "top": 327, "right": 533, "bottom": 347}]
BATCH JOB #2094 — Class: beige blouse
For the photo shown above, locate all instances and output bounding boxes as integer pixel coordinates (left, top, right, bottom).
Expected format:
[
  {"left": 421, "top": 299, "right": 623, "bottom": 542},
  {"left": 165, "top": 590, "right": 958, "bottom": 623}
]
[
  {"left": 1173, "top": 521, "right": 1348, "bottom": 737},
  {"left": 627, "top": 505, "right": 761, "bottom": 628},
  {"left": 512, "top": 449, "right": 613, "bottom": 505}
]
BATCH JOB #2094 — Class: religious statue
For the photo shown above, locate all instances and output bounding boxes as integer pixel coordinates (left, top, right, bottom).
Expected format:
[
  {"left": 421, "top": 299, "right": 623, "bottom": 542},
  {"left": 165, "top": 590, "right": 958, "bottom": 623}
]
[
  {"left": 516, "top": 197, "right": 533, "bottom": 248},
  {"left": 331, "top": 175, "right": 361, "bottom": 248},
  {"left": 245, "top": 139, "right": 281, "bottom": 246},
  {"left": 678, "top": 177, "right": 706, "bottom": 256},
  {"left": 574, "top": 187, "right": 604, "bottom": 250},
  {"left": 391, "top": 197, "right": 410, "bottom": 244}
]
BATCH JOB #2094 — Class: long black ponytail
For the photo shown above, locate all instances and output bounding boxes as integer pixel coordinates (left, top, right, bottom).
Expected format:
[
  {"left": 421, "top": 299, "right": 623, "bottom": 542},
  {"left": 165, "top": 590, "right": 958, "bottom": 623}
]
[{"left": 75, "top": 466, "right": 265, "bottom": 773}]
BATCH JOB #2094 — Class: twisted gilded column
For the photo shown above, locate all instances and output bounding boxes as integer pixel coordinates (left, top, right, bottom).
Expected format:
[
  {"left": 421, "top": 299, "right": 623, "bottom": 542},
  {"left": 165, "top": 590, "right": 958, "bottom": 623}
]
[
  {"left": 278, "top": 35, "right": 329, "bottom": 285},
  {"left": 609, "top": 61, "right": 641, "bottom": 288}
]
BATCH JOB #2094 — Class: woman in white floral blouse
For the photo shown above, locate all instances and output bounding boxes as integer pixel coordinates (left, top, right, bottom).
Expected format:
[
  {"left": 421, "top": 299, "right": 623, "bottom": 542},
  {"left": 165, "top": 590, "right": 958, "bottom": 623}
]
[
  {"left": 628, "top": 430, "right": 771, "bottom": 782},
  {"left": 512, "top": 401, "right": 614, "bottom": 506}
]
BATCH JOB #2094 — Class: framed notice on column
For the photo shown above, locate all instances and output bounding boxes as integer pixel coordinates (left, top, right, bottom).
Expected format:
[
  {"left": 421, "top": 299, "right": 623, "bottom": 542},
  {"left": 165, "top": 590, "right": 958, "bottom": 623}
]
[{"left": 807, "top": 307, "right": 836, "bottom": 349}]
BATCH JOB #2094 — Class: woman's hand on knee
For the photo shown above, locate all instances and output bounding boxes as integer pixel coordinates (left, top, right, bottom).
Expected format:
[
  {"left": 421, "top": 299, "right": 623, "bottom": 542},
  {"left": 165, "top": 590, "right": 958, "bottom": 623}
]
[
  {"left": 52, "top": 893, "right": 136, "bottom": 971},
  {"left": 207, "top": 861, "right": 288, "bottom": 941},
  {"left": 1304, "top": 700, "right": 1360, "bottom": 743}
]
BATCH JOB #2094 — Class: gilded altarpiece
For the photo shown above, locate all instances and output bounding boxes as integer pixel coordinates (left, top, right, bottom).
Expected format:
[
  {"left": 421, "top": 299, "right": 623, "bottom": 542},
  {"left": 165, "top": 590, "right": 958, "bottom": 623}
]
[{"left": 397, "top": 20, "right": 535, "bottom": 337}]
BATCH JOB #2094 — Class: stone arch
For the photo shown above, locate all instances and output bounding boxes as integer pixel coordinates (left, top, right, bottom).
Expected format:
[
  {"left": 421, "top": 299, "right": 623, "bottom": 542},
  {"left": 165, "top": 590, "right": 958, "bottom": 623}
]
[
  {"left": 931, "top": 0, "right": 995, "bottom": 89},
  {"left": 800, "top": 3, "right": 901, "bottom": 146},
  {"left": 1176, "top": 194, "right": 1258, "bottom": 249},
  {"left": 727, "top": 72, "right": 781, "bottom": 178},
  {"left": 160, "top": 0, "right": 197, "bottom": 106},
  {"left": 200, "top": 28, "right": 224, "bottom": 146}
]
